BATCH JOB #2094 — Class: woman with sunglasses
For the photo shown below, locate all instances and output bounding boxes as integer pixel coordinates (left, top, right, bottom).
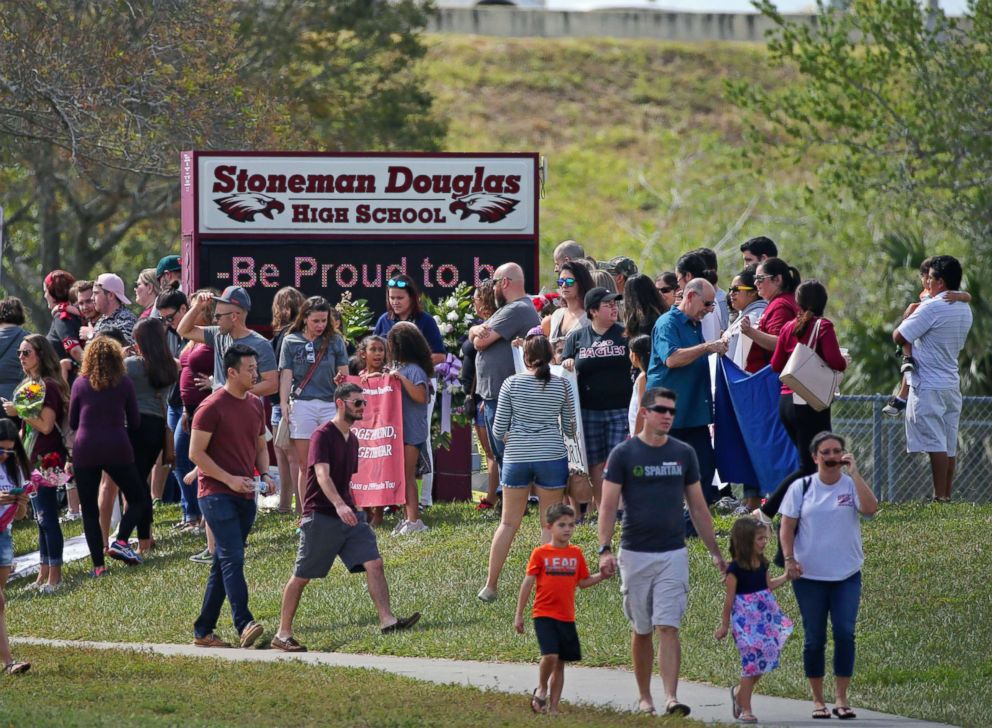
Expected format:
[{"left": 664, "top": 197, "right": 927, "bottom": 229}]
[
  {"left": 134, "top": 268, "right": 162, "bottom": 320},
  {"left": 655, "top": 272, "right": 679, "bottom": 310},
  {"left": 544, "top": 262, "right": 593, "bottom": 362},
  {"left": 2, "top": 335, "right": 70, "bottom": 592},
  {"left": 0, "top": 418, "right": 32, "bottom": 674},
  {"left": 623, "top": 274, "right": 667, "bottom": 339},
  {"left": 725, "top": 266, "right": 767, "bottom": 372},
  {"left": 739, "top": 257, "right": 801, "bottom": 373},
  {"left": 279, "top": 296, "right": 350, "bottom": 513}
]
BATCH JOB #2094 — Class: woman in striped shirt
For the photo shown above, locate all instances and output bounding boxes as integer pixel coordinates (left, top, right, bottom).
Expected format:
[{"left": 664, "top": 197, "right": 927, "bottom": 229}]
[{"left": 478, "top": 334, "right": 576, "bottom": 603}]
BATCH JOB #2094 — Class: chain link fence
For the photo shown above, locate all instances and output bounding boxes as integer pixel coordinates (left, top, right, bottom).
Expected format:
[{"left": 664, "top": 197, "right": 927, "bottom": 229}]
[{"left": 831, "top": 395, "right": 992, "bottom": 503}]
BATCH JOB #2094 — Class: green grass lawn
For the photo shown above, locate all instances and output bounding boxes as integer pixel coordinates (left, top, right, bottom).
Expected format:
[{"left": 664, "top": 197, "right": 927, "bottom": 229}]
[
  {"left": 7, "top": 500, "right": 990, "bottom": 727},
  {"left": 0, "top": 645, "right": 672, "bottom": 727}
]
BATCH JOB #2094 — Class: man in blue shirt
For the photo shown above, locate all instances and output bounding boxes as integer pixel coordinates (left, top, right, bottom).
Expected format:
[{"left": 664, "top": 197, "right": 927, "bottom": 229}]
[{"left": 646, "top": 279, "right": 727, "bottom": 504}]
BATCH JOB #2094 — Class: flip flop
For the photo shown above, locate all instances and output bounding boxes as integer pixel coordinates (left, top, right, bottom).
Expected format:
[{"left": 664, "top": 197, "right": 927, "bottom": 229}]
[
  {"left": 730, "top": 686, "right": 741, "bottom": 719},
  {"left": 812, "top": 706, "right": 831, "bottom": 719},
  {"left": 738, "top": 713, "right": 758, "bottom": 724},
  {"left": 666, "top": 700, "right": 691, "bottom": 717},
  {"left": 833, "top": 706, "right": 857, "bottom": 720},
  {"left": 531, "top": 688, "right": 547, "bottom": 714}
]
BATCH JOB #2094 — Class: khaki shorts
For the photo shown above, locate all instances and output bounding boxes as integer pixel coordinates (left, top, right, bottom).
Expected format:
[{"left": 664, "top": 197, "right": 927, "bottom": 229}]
[
  {"left": 906, "top": 387, "right": 962, "bottom": 457},
  {"left": 289, "top": 399, "right": 336, "bottom": 440},
  {"left": 619, "top": 547, "right": 689, "bottom": 634}
]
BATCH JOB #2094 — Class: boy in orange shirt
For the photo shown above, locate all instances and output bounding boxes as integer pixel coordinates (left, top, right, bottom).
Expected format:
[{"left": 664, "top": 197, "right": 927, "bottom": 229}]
[{"left": 514, "top": 503, "right": 610, "bottom": 715}]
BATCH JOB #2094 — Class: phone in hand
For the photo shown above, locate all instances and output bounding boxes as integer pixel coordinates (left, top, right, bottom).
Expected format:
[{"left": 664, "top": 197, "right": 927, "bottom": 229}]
[{"left": 8, "top": 487, "right": 24, "bottom": 495}]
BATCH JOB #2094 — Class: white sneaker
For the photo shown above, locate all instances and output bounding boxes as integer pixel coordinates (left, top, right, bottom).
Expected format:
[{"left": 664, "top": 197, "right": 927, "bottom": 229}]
[
  {"left": 401, "top": 519, "right": 429, "bottom": 535},
  {"left": 391, "top": 519, "right": 408, "bottom": 536}
]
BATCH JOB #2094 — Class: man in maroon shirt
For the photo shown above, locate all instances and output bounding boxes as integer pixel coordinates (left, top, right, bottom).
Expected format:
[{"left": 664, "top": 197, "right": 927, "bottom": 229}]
[
  {"left": 271, "top": 382, "right": 420, "bottom": 652},
  {"left": 189, "top": 344, "right": 275, "bottom": 649}
]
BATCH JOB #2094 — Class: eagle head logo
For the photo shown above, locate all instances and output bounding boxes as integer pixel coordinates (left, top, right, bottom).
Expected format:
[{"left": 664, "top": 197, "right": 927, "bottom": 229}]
[
  {"left": 449, "top": 193, "right": 519, "bottom": 224},
  {"left": 215, "top": 193, "right": 286, "bottom": 222}
]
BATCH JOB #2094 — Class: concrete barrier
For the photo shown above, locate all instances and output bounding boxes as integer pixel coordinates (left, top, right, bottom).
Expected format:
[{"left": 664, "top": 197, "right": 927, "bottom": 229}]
[{"left": 428, "top": 6, "right": 818, "bottom": 42}]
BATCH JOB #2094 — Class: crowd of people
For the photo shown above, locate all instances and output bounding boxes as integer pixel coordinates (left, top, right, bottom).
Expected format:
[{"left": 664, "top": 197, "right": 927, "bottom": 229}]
[{"left": 0, "top": 238, "right": 973, "bottom": 722}]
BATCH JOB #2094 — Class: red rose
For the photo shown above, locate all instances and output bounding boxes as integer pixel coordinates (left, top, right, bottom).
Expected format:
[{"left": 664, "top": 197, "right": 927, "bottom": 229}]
[{"left": 41, "top": 452, "right": 63, "bottom": 469}]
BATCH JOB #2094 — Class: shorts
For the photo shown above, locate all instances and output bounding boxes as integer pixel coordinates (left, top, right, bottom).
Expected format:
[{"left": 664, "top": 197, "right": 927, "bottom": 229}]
[
  {"left": 0, "top": 525, "right": 12, "bottom": 568},
  {"left": 289, "top": 399, "right": 336, "bottom": 440},
  {"left": 906, "top": 387, "right": 962, "bottom": 457},
  {"left": 581, "top": 408, "right": 628, "bottom": 465},
  {"left": 293, "top": 511, "right": 381, "bottom": 579},
  {"left": 533, "top": 617, "right": 582, "bottom": 662},
  {"left": 619, "top": 547, "right": 689, "bottom": 633},
  {"left": 501, "top": 457, "right": 568, "bottom": 489},
  {"left": 474, "top": 399, "right": 486, "bottom": 427}
]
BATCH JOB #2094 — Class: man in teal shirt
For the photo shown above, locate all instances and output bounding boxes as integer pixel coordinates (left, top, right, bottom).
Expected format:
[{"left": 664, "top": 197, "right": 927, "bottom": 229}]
[{"left": 646, "top": 279, "right": 726, "bottom": 504}]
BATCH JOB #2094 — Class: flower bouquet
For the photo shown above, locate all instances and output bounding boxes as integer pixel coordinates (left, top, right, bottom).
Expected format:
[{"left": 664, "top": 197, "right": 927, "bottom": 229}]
[
  {"left": 30, "top": 451, "right": 72, "bottom": 489},
  {"left": 423, "top": 283, "right": 477, "bottom": 449},
  {"left": 14, "top": 379, "right": 47, "bottom": 455}
]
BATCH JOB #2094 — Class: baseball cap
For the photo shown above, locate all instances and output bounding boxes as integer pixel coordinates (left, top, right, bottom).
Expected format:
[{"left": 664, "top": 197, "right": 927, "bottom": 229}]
[
  {"left": 608, "top": 256, "right": 638, "bottom": 278},
  {"left": 95, "top": 273, "right": 132, "bottom": 305},
  {"left": 155, "top": 254, "right": 181, "bottom": 280},
  {"left": 584, "top": 287, "right": 622, "bottom": 310},
  {"left": 212, "top": 286, "right": 252, "bottom": 311}
]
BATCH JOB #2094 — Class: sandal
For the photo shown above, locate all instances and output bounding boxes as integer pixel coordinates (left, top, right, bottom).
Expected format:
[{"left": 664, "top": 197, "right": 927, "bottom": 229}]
[
  {"left": 665, "top": 700, "right": 691, "bottom": 717},
  {"left": 4, "top": 661, "right": 31, "bottom": 675},
  {"left": 531, "top": 688, "right": 547, "bottom": 714},
  {"left": 833, "top": 706, "right": 857, "bottom": 720},
  {"left": 812, "top": 706, "right": 831, "bottom": 719},
  {"left": 738, "top": 713, "right": 758, "bottom": 724},
  {"left": 730, "top": 685, "right": 741, "bottom": 719}
]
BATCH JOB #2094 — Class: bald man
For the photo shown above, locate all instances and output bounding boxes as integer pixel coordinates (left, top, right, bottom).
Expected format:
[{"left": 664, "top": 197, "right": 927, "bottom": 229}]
[
  {"left": 553, "top": 240, "right": 585, "bottom": 275},
  {"left": 645, "top": 279, "right": 727, "bottom": 507},
  {"left": 469, "top": 263, "right": 540, "bottom": 469}
]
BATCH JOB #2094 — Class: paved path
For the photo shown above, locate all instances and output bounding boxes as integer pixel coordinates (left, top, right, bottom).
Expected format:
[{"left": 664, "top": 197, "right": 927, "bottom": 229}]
[{"left": 15, "top": 637, "right": 954, "bottom": 727}]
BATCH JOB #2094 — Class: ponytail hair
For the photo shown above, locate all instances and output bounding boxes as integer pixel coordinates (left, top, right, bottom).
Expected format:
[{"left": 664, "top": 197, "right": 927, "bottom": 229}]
[
  {"left": 757, "top": 257, "right": 801, "bottom": 294},
  {"left": 794, "top": 279, "right": 828, "bottom": 339},
  {"left": 523, "top": 335, "right": 553, "bottom": 386}
]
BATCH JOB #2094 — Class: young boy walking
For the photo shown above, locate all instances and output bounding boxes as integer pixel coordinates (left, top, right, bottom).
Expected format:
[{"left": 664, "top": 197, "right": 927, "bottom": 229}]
[{"left": 514, "top": 503, "right": 610, "bottom": 715}]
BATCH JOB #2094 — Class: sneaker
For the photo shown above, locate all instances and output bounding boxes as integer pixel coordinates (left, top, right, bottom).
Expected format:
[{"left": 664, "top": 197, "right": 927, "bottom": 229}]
[
  {"left": 108, "top": 540, "right": 143, "bottom": 565},
  {"left": 477, "top": 586, "right": 498, "bottom": 603},
  {"left": 270, "top": 634, "right": 307, "bottom": 653},
  {"left": 90, "top": 566, "right": 109, "bottom": 578},
  {"left": 883, "top": 396, "right": 907, "bottom": 416},
  {"left": 731, "top": 504, "right": 752, "bottom": 516},
  {"left": 189, "top": 548, "right": 213, "bottom": 564},
  {"left": 39, "top": 582, "right": 63, "bottom": 595},
  {"left": 239, "top": 620, "right": 264, "bottom": 648},
  {"left": 193, "top": 633, "right": 232, "bottom": 648},
  {"left": 400, "top": 519, "right": 429, "bottom": 535},
  {"left": 60, "top": 510, "right": 82, "bottom": 523},
  {"left": 391, "top": 519, "right": 409, "bottom": 536},
  {"left": 900, "top": 355, "right": 916, "bottom": 374},
  {"left": 475, "top": 499, "right": 494, "bottom": 511},
  {"left": 714, "top": 496, "right": 741, "bottom": 514}
]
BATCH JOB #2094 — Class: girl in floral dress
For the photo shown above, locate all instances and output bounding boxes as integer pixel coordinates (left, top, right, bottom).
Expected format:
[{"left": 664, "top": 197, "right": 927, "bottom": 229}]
[{"left": 715, "top": 517, "right": 794, "bottom": 724}]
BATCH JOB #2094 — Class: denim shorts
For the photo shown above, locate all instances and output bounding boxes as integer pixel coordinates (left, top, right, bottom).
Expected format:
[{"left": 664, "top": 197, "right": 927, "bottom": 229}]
[
  {"left": 0, "top": 525, "right": 13, "bottom": 568},
  {"left": 500, "top": 457, "right": 568, "bottom": 489}
]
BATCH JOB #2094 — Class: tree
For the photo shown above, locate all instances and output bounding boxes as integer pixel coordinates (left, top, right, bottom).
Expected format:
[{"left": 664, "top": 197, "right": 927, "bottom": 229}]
[{"left": 728, "top": 0, "right": 992, "bottom": 393}]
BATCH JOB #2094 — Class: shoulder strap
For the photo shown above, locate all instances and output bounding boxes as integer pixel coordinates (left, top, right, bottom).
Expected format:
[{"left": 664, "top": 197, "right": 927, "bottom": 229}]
[
  {"left": 293, "top": 335, "right": 334, "bottom": 398},
  {"left": 805, "top": 317, "right": 822, "bottom": 347}
]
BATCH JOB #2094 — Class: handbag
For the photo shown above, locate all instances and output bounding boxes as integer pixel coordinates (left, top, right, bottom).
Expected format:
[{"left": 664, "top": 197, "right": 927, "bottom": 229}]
[
  {"left": 565, "top": 471, "right": 593, "bottom": 503},
  {"left": 274, "top": 415, "right": 291, "bottom": 449},
  {"left": 778, "top": 318, "right": 843, "bottom": 412}
]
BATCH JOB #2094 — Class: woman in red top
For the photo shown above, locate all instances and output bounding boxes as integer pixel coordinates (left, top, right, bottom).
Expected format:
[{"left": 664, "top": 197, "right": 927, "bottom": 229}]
[
  {"left": 770, "top": 280, "right": 847, "bottom": 483},
  {"left": 740, "top": 258, "right": 801, "bottom": 373}
]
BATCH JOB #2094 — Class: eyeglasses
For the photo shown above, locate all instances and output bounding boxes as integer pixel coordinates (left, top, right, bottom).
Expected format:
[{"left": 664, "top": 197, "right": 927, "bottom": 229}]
[
  {"left": 646, "top": 404, "right": 677, "bottom": 416},
  {"left": 0, "top": 448, "right": 16, "bottom": 455},
  {"left": 656, "top": 286, "right": 674, "bottom": 295},
  {"left": 387, "top": 279, "right": 409, "bottom": 289},
  {"left": 557, "top": 277, "right": 576, "bottom": 287},
  {"left": 347, "top": 398, "right": 368, "bottom": 407},
  {"left": 729, "top": 285, "right": 756, "bottom": 293},
  {"left": 754, "top": 274, "right": 773, "bottom": 283},
  {"left": 702, "top": 299, "right": 716, "bottom": 309},
  {"left": 16, "top": 350, "right": 33, "bottom": 358},
  {"left": 161, "top": 311, "right": 177, "bottom": 324},
  {"left": 213, "top": 311, "right": 236, "bottom": 321}
]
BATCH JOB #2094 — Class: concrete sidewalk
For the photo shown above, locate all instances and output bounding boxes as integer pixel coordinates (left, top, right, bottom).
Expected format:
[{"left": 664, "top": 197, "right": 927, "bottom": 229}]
[{"left": 15, "top": 637, "right": 954, "bottom": 727}]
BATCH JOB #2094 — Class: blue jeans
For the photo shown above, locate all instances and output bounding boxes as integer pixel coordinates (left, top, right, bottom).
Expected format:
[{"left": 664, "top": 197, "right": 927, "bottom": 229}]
[
  {"left": 31, "top": 487, "right": 64, "bottom": 566},
  {"left": 483, "top": 398, "right": 505, "bottom": 467},
  {"left": 194, "top": 494, "right": 257, "bottom": 638},
  {"left": 168, "top": 404, "right": 199, "bottom": 521},
  {"left": 792, "top": 571, "right": 862, "bottom": 678}
]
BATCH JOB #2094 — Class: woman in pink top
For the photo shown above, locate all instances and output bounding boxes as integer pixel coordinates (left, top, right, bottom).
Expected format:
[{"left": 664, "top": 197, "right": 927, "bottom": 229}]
[
  {"left": 770, "top": 280, "right": 847, "bottom": 481},
  {"left": 740, "top": 257, "right": 802, "bottom": 373}
]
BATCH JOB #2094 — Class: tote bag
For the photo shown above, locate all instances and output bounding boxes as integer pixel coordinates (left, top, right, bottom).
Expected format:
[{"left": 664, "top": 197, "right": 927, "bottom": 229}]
[{"left": 778, "top": 318, "right": 843, "bottom": 412}]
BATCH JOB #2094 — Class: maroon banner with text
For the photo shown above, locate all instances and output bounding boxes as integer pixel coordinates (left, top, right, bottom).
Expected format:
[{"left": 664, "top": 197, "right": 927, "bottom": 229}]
[{"left": 347, "top": 375, "right": 406, "bottom": 507}]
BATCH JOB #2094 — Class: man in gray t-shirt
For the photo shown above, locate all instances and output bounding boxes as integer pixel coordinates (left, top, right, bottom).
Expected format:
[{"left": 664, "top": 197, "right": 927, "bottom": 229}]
[
  {"left": 597, "top": 386, "right": 725, "bottom": 718},
  {"left": 177, "top": 286, "right": 279, "bottom": 399},
  {"left": 468, "top": 262, "right": 540, "bottom": 466}
]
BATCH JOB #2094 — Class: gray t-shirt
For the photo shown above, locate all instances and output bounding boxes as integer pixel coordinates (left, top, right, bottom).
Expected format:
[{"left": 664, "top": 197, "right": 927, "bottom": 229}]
[
  {"left": 475, "top": 296, "right": 540, "bottom": 401},
  {"left": 603, "top": 435, "right": 700, "bottom": 553},
  {"left": 125, "top": 356, "right": 170, "bottom": 419},
  {"left": 202, "top": 326, "right": 278, "bottom": 388},
  {"left": 278, "top": 332, "right": 349, "bottom": 401},
  {"left": 397, "top": 363, "right": 430, "bottom": 446}
]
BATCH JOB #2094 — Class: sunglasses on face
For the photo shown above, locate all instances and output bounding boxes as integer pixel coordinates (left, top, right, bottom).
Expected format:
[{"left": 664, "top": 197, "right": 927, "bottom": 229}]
[
  {"left": 347, "top": 398, "right": 368, "bottom": 408},
  {"left": 729, "top": 285, "right": 756, "bottom": 293},
  {"left": 557, "top": 277, "right": 576, "bottom": 287},
  {"left": 702, "top": 299, "right": 716, "bottom": 309},
  {"left": 387, "top": 279, "right": 409, "bottom": 289},
  {"left": 17, "top": 349, "right": 33, "bottom": 358},
  {"left": 646, "top": 404, "right": 677, "bottom": 416},
  {"left": 213, "top": 311, "right": 236, "bottom": 321},
  {"left": 656, "top": 286, "right": 674, "bottom": 295},
  {"left": 161, "top": 311, "right": 177, "bottom": 324},
  {"left": 754, "top": 274, "right": 773, "bottom": 283}
]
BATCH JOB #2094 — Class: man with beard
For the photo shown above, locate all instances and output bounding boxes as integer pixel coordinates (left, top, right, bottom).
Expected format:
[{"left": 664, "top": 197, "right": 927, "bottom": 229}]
[
  {"left": 468, "top": 262, "right": 540, "bottom": 471},
  {"left": 270, "top": 383, "right": 421, "bottom": 652}
]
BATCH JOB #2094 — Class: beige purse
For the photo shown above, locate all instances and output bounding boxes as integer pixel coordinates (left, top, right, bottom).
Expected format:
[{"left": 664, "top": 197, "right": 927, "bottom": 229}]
[
  {"left": 274, "top": 413, "right": 292, "bottom": 449},
  {"left": 779, "top": 318, "right": 843, "bottom": 412}
]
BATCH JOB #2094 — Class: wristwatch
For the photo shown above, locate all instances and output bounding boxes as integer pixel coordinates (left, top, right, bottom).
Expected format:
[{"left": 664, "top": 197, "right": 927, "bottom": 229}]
[{"left": 597, "top": 544, "right": 613, "bottom": 555}]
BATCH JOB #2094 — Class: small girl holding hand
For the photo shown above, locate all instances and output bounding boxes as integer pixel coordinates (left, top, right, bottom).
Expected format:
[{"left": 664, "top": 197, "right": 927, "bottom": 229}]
[{"left": 716, "top": 517, "right": 794, "bottom": 724}]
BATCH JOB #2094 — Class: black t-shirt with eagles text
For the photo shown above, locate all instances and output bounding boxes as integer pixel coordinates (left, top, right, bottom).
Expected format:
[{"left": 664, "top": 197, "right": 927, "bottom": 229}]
[{"left": 561, "top": 322, "right": 632, "bottom": 411}]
